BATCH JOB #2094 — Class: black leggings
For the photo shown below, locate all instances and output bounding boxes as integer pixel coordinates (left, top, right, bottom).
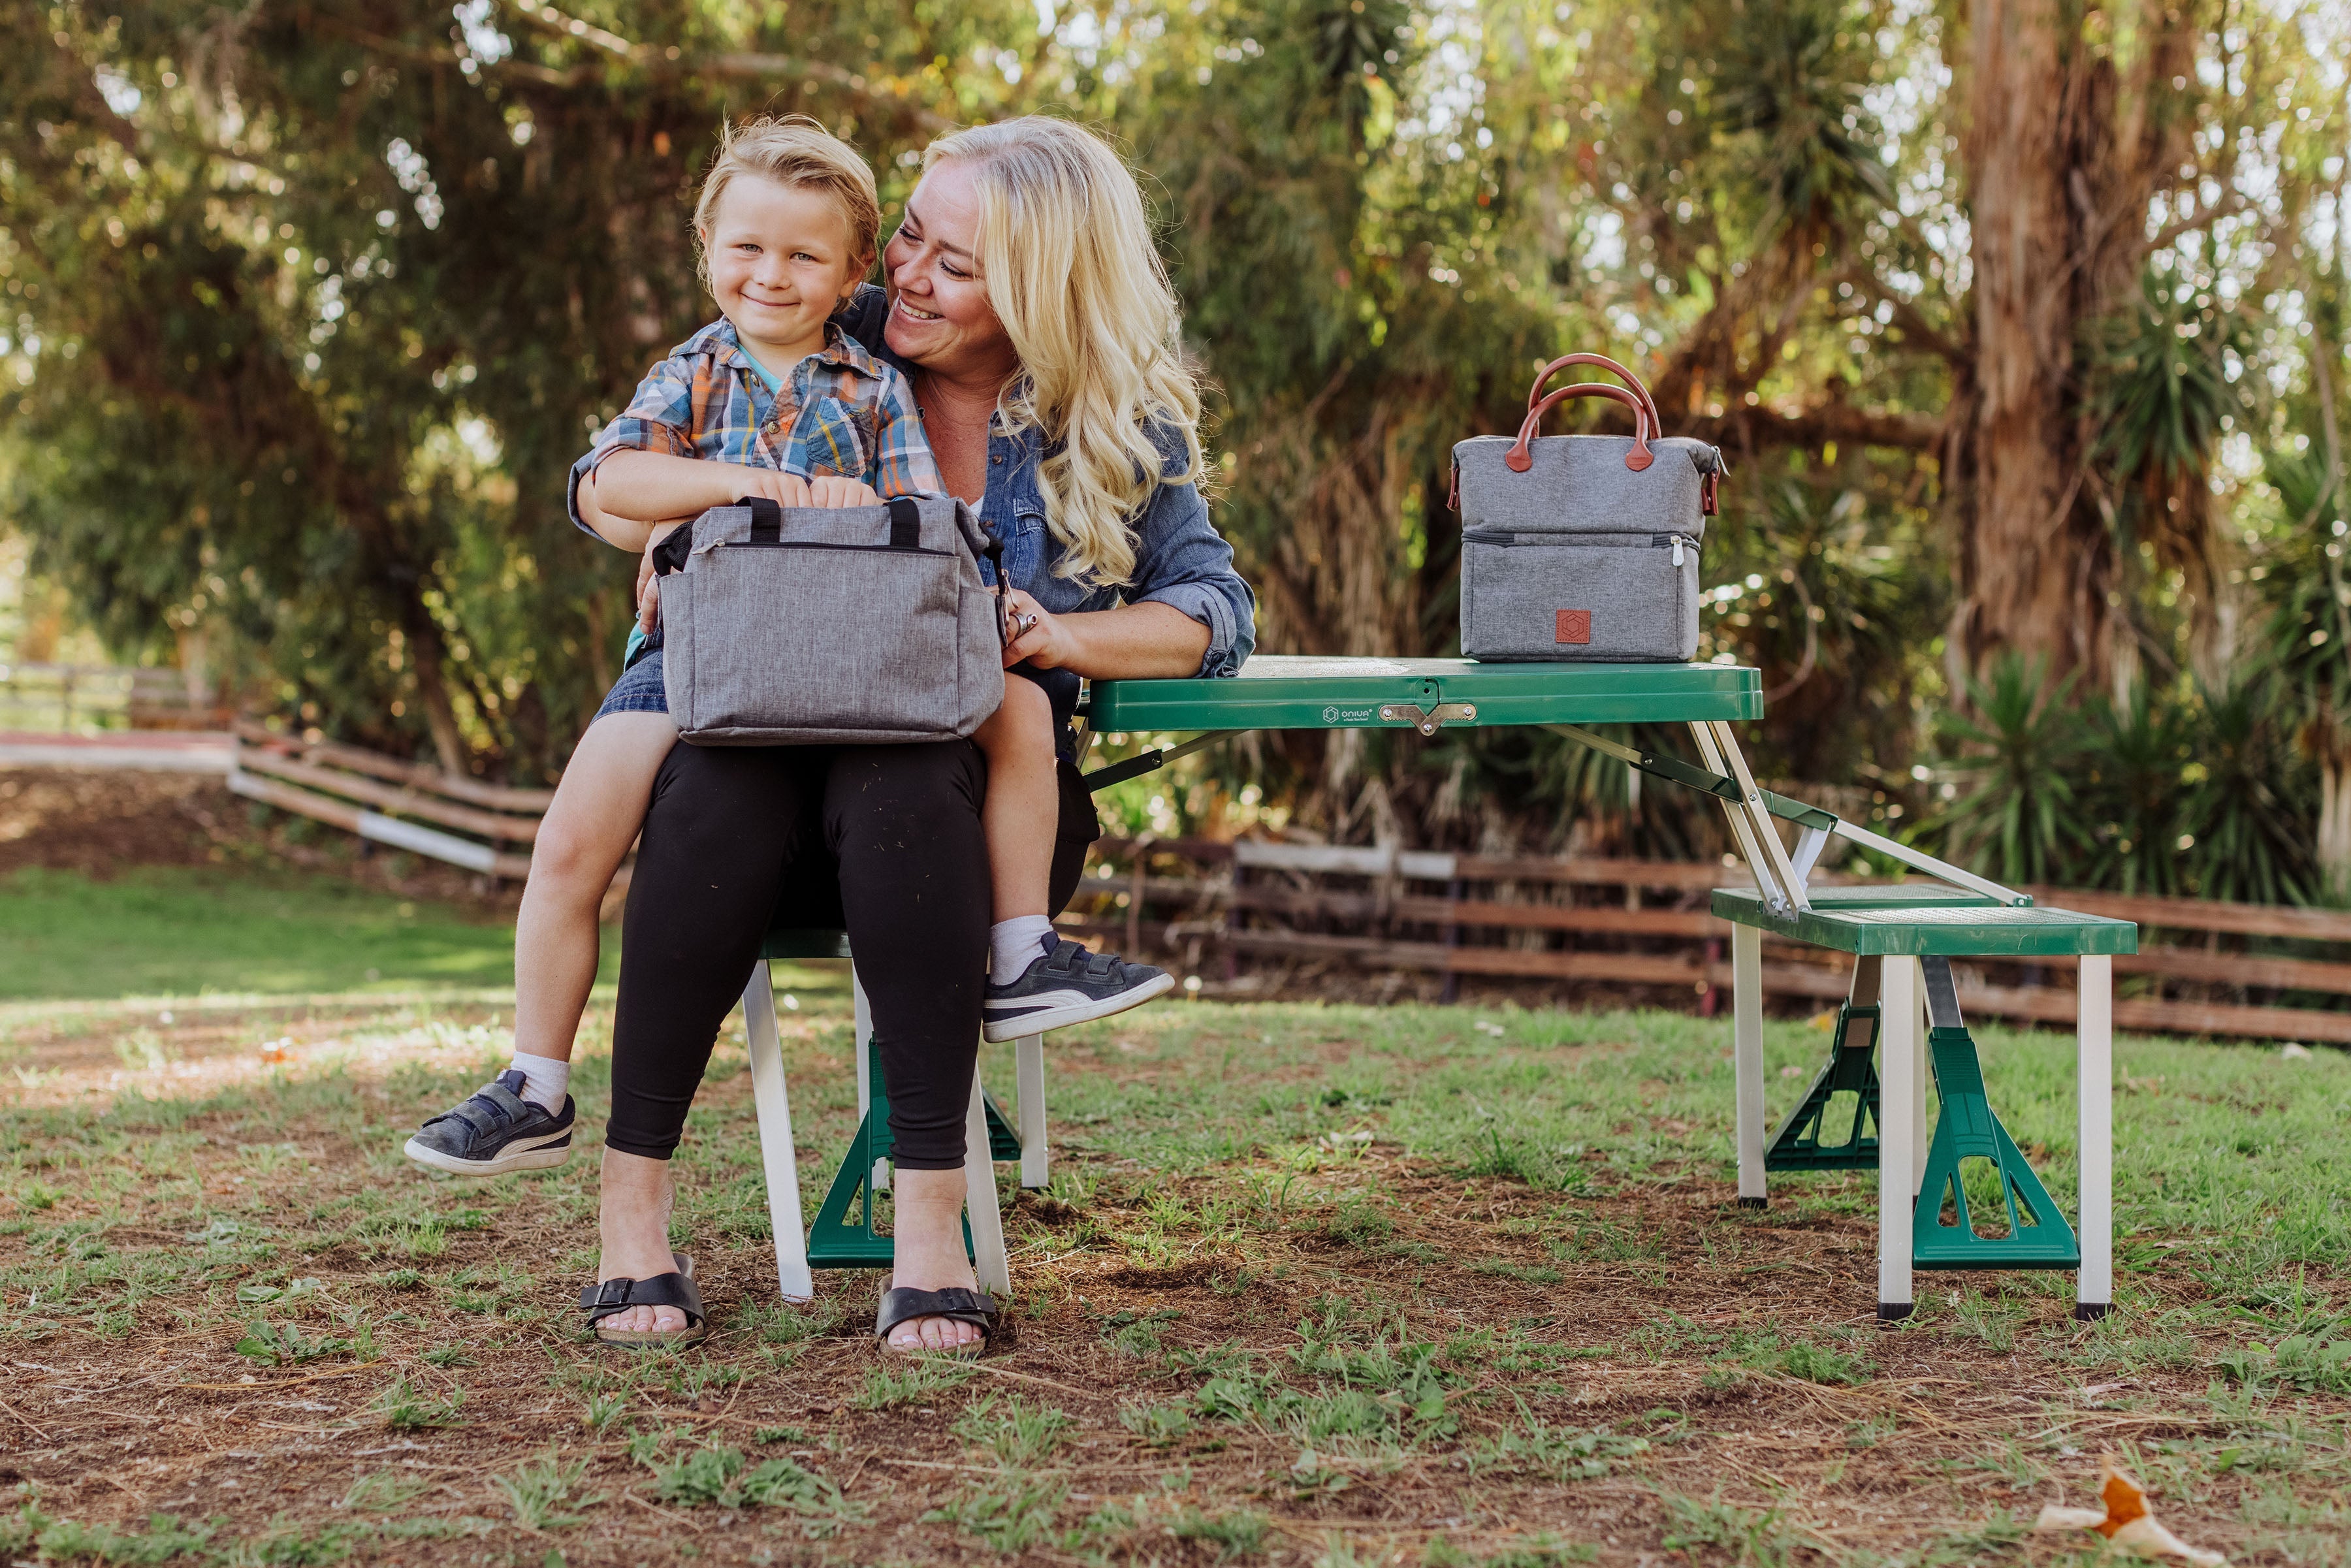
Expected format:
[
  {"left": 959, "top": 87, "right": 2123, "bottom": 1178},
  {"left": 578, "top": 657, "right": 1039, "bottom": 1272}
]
[{"left": 606, "top": 740, "right": 991, "bottom": 1168}]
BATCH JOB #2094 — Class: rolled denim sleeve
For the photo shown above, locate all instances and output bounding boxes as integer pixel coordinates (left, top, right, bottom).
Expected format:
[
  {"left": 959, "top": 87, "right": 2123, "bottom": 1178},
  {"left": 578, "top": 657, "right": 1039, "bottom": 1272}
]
[
  {"left": 1123, "top": 440, "right": 1257, "bottom": 678},
  {"left": 565, "top": 355, "right": 697, "bottom": 536}
]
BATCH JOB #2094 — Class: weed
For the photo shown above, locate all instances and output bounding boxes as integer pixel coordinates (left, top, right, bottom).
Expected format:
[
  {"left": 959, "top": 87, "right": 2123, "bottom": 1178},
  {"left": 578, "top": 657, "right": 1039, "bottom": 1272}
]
[
  {"left": 581, "top": 1392, "right": 627, "bottom": 1435},
  {"left": 492, "top": 1452, "right": 602, "bottom": 1530},
  {"left": 1846, "top": 1413, "right": 1899, "bottom": 1448},
  {"left": 234, "top": 1320, "right": 353, "bottom": 1366},
  {"left": 1426, "top": 1538, "right": 1597, "bottom": 1567},
  {"left": 644, "top": 1443, "right": 864, "bottom": 1534},
  {"left": 854, "top": 1355, "right": 981, "bottom": 1409},
  {"left": 370, "top": 1375, "right": 464, "bottom": 1430},
  {"left": 2216, "top": 1332, "right": 2351, "bottom": 1395},
  {"left": 1464, "top": 1413, "right": 1653, "bottom": 1482},
  {"left": 1169, "top": 1505, "right": 1268, "bottom": 1561},
  {"left": 340, "top": 1470, "right": 430, "bottom": 1512},
  {"left": 1322, "top": 1194, "right": 1394, "bottom": 1247},
  {"left": 1095, "top": 1304, "right": 1179, "bottom": 1358},
  {"left": 1952, "top": 1290, "right": 2022, "bottom": 1353},
  {"left": 924, "top": 1477, "right": 1066, "bottom": 1554},
  {"left": 5, "top": 1508, "right": 217, "bottom": 1564},
  {"left": 1168, "top": 1339, "right": 1254, "bottom": 1379},
  {"left": 953, "top": 1394, "right": 1076, "bottom": 1466},
  {"left": 1659, "top": 1492, "right": 1796, "bottom": 1568},
  {"left": 1730, "top": 1332, "right": 1874, "bottom": 1386},
  {"left": 221, "top": 1516, "right": 356, "bottom": 1565},
  {"left": 1119, "top": 1401, "right": 1194, "bottom": 1447},
  {"left": 421, "top": 1344, "right": 474, "bottom": 1368}
]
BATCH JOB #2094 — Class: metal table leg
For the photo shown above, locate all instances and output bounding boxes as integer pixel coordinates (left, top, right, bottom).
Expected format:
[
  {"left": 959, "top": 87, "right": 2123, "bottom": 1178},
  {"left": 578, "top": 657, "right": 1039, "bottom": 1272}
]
[
  {"left": 1732, "top": 923, "right": 1767, "bottom": 1208},
  {"left": 2077, "top": 955, "right": 2114, "bottom": 1320},
  {"left": 963, "top": 1074, "right": 1013, "bottom": 1296},
  {"left": 743, "top": 961, "right": 815, "bottom": 1303},
  {"left": 1878, "top": 955, "right": 1919, "bottom": 1320}
]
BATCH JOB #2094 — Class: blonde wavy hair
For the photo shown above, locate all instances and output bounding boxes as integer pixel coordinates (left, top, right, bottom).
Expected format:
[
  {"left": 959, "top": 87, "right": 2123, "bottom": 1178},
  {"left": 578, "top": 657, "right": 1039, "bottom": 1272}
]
[
  {"left": 922, "top": 118, "right": 1202, "bottom": 587},
  {"left": 694, "top": 116, "right": 882, "bottom": 289}
]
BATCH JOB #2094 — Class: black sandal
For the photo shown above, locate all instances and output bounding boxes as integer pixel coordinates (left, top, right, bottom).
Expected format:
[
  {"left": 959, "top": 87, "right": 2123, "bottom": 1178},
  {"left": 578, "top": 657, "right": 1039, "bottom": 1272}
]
[
  {"left": 582, "top": 1251, "right": 708, "bottom": 1347},
  {"left": 874, "top": 1287, "right": 995, "bottom": 1356}
]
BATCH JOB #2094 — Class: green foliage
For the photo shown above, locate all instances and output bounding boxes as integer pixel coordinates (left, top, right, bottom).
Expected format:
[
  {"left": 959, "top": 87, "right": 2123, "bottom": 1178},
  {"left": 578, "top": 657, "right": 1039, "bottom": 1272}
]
[{"left": 1930, "top": 654, "right": 2092, "bottom": 885}]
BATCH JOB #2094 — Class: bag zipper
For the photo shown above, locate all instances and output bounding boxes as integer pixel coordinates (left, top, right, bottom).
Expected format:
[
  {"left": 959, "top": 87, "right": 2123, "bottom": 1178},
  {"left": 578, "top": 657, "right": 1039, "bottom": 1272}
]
[
  {"left": 1463, "top": 526, "right": 1698, "bottom": 566},
  {"left": 723, "top": 539, "right": 952, "bottom": 557}
]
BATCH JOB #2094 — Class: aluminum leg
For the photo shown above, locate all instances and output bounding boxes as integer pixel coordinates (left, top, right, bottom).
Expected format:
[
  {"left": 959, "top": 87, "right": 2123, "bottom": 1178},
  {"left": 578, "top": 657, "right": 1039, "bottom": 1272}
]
[
  {"left": 741, "top": 962, "right": 814, "bottom": 1303},
  {"left": 1015, "top": 1033, "right": 1049, "bottom": 1190},
  {"left": 963, "top": 1071, "right": 1012, "bottom": 1296},
  {"left": 1912, "top": 962, "right": 1929, "bottom": 1196},
  {"left": 2076, "top": 955, "right": 2114, "bottom": 1320},
  {"left": 1732, "top": 924, "right": 1767, "bottom": 1207},
  {"left": 1878, "top": 955, "right": 1918, "bottom": 1319},
  {"left": 851, "top": 964, "right": 888, "bottom": 1194}
]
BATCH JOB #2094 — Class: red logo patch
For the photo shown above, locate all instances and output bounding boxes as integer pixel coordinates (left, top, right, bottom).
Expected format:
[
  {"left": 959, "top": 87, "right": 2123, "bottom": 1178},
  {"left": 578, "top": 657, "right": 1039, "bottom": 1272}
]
[{"left": 1556, "top": 609, "right": 1591, "bottom": 645}]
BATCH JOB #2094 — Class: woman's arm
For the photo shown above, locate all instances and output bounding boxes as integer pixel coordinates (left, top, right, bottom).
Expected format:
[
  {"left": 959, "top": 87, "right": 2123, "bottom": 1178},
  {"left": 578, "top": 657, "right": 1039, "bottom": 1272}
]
[{"left": 999, "top": 593, "right": 1209, "bottom": 679}]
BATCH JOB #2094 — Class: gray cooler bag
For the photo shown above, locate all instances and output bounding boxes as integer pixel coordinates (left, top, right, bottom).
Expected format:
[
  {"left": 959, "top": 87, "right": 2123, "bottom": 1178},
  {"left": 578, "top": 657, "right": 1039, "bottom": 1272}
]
[
  {"left": 1451, "top": 353, "right": 1724, "bottom": 662},
  {"left": 650, "top": 493, "right": 1007, "bottom": 745}
]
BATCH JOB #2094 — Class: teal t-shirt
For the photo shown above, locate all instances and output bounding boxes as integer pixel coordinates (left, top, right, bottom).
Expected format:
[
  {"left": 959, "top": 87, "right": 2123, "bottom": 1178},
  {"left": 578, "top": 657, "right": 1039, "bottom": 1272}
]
[{"left": 734, "top": 343, "right": 786, "bottom": 394}]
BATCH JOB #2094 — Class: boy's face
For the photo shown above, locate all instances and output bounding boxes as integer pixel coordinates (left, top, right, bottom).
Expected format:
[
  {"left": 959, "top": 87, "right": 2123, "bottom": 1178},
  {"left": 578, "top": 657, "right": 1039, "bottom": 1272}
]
[{"left": 702, "top": 173, "right": 864, "bottom": 359}]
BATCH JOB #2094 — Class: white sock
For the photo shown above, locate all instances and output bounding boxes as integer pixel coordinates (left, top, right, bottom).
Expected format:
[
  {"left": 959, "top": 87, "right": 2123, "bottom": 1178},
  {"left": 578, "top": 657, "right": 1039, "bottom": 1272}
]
[
  {"left": 509, "top": 1051, "right": 572, "bottom": 1113},
  {"left": 989, "top": 916, "right": 1058, "bottom": 984}
]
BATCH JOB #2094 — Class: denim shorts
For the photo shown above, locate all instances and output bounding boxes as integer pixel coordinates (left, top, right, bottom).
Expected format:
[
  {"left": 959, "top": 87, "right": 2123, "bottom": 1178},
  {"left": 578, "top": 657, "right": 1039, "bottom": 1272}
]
[{"left": 593, "top": 646, "right": 669, "bottom": 720}]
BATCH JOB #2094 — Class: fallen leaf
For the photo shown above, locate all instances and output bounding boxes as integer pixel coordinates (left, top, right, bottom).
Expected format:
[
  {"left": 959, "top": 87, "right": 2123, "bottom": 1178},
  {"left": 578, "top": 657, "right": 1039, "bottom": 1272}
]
[{"left": 2034, "top": 1457, "right": 2226, "bottom": 1565}]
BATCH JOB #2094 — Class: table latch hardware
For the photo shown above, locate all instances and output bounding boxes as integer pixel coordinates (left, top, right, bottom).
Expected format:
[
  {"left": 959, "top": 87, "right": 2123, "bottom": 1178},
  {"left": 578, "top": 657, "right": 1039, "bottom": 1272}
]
[{"left": 1379, "top": 702, "right": 1478, "bottom": 736}]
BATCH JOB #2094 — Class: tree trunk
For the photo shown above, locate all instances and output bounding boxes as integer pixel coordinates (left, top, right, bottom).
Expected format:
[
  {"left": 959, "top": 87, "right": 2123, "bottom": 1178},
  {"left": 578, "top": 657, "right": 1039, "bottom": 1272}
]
[{"left": 1953, "top": 0, "right": 2198, "bottom": 688}]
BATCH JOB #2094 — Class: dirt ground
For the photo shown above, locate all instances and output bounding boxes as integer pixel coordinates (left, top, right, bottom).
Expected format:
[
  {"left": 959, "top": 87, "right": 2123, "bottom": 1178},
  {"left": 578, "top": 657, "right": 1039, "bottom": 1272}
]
[
  {"left": 0, "top": 768, "right": 522, "bottom": 909},
  {"left": 2, "top": 993, "right": 2339, "bottom": 1567}
]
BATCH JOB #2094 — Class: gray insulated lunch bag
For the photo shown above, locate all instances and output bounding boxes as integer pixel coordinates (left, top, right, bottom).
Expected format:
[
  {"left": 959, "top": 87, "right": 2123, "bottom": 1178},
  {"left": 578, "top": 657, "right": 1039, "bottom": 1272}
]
[
  {"left": 650, "top": 492, "right": 1008, "bottom": 745},
  {"left": 1450, "top": 353, "right": 1724, "bottom": 662}
]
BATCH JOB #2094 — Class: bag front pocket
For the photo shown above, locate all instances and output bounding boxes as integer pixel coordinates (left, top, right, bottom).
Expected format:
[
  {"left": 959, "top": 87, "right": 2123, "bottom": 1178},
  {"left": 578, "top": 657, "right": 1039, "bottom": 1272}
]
[
  {"left": 1459, "top": 530, "right": 1699, "bottom": 662},
  {"left": 688, "top": 541, "right": 961, "bottom": 737}
]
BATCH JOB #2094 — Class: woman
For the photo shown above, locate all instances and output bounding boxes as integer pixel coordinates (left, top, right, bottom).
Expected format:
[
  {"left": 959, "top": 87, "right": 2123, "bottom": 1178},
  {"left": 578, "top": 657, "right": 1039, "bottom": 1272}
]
[{"left": 590, "top": 118, "right": 1255, "bottom": 1352}]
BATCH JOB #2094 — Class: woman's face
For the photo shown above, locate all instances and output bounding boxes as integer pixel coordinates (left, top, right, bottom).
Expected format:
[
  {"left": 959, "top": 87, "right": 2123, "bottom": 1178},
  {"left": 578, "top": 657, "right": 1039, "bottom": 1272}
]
[{"left": 882, "top": 159, "right": 1016, "bottom": 381}]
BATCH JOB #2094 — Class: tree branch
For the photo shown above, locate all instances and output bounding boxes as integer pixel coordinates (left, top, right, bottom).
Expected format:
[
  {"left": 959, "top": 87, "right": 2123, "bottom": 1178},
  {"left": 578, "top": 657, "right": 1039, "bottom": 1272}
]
[{"left": 1831, "top": 261, "right": 1967, "bottom": 366}]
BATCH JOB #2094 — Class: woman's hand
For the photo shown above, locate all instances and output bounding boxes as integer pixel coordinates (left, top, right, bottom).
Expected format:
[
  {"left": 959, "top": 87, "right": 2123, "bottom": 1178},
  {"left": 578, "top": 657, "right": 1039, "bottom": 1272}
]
[{"left": 998, "top": 588, "right": 1072, "bottom": 669}]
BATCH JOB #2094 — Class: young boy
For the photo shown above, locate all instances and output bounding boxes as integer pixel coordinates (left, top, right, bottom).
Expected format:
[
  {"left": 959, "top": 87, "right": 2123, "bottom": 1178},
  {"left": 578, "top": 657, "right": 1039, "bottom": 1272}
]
[{"left": 404, "top": 117, "right": 1166, "bottom": 1177}]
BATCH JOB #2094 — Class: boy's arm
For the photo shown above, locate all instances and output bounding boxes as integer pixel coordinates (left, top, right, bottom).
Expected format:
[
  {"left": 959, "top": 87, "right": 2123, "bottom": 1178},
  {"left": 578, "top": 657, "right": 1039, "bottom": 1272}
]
[{"left": 583, "top": 453, "right": 820, "bottom": 549}]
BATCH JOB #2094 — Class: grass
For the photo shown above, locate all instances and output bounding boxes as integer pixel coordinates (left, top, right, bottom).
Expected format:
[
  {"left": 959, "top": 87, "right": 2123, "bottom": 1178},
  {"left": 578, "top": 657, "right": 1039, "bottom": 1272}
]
[
  {"left": 0, "top": 866, "right": 546, "bottom": 999},
  {"left": 1, "top": 886, "right": 2348, "bottom": 1563}
]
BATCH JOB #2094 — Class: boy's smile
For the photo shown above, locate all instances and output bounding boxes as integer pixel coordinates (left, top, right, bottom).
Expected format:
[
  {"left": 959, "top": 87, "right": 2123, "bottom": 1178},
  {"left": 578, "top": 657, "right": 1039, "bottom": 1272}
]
[{"left": 702, "top": 172, "right": 865, "bottom": 370}]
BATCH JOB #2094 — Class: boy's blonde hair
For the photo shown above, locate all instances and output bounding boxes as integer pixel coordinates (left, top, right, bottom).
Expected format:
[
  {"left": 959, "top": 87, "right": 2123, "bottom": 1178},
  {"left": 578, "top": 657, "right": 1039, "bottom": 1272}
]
[
  {"left": 921, "top": 118, "right": 1202, "bottom": 588},
  {"left": 693, "top": 115, "right": 882, "bottom": 283}
]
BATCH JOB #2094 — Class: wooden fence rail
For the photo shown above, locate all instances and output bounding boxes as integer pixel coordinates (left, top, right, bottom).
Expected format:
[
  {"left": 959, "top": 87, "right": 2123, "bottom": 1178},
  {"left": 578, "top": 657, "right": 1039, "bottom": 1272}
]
[
  {"left": 196, "top": 726, "right": 2351, "bottom": 1042},
  {"left": 1058, "top": 837, "right": 2351, "bottom": 1044}
]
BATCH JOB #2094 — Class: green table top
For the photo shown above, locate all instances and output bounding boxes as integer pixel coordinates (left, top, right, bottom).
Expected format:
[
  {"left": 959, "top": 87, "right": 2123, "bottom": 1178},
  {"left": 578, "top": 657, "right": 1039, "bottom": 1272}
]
[
  {"left": 1711, "top": 886, "right": 2139, "bottom": 955},
  {"left": 1085, "top": 656, "right": 1763, "bottom": 733}
]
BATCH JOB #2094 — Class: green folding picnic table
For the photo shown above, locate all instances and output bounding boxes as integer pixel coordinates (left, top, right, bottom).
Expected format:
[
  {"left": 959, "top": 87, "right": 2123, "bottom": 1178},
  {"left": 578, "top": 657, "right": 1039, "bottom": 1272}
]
[{"left": 741, "top": 655, "right": 2130, "bottom": 1322}]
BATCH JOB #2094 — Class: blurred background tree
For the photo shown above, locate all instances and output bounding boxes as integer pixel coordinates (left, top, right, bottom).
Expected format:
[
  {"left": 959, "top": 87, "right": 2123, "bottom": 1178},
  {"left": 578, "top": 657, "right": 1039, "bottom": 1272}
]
[{"left": 1, "top": 0, "right": 2345, "bottom": 896}]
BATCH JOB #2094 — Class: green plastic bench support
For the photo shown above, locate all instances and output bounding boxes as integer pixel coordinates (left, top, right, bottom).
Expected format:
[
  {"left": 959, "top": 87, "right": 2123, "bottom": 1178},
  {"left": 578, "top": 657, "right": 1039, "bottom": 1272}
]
[
  {"left": 1910, "top": 958, "right": 2081, "bottom": 1271},
  {"left": 1765, "top": 954, "right": 1884, "bottom": 1172},
  {"left": 805, "top": 1031, "right": 1023, "bottom": 1271}
]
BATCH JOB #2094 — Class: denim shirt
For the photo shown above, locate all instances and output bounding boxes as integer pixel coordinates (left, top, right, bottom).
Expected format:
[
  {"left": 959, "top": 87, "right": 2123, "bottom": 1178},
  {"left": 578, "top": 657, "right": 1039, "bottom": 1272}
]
[{"left": 837, "top": 287, "right": 1257, "bottom": 720}]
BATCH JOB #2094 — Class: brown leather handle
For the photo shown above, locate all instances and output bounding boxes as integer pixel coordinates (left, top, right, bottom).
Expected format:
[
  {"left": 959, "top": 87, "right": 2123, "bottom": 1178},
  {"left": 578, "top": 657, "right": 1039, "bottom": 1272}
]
[
  {"left": 1527, "top": 352, "right": 1661, "bottom": 436},
  {"left": 1504, "top": 382, "right": 1655, "bottom": 473}
]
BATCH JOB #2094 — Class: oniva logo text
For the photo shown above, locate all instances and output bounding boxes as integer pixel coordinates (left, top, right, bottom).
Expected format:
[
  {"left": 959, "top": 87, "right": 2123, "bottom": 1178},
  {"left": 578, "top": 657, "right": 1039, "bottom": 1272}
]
[{"left": 1321, "top": 705, "right": 1380, "bottom": 724}]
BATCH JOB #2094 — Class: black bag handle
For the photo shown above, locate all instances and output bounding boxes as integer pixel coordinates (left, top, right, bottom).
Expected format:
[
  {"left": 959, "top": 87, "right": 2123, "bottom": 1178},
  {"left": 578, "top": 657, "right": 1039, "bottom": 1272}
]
[
  {"left": 746, "top": 495, "right": 783, "bottom": 544},
  {"left": 886, "top": 496, "right": 922, "bottom": 551}
]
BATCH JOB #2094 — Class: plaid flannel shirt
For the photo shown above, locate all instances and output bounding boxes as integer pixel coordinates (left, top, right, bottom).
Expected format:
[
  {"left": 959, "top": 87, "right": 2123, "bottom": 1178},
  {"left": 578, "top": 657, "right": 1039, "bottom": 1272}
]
[{"left": 566, "top": 317, "right": 941, "bottom": 533}]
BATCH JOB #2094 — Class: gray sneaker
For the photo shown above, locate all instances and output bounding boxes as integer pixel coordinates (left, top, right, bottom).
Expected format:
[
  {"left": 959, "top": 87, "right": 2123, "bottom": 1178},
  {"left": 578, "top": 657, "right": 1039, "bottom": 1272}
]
[
  {"left": 982, "top": 938, "right": 1175, "bottom": 1042},
  {"left": 403, "top": 1070, "right": 575, "bottom": 1176}
]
